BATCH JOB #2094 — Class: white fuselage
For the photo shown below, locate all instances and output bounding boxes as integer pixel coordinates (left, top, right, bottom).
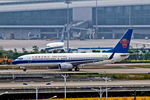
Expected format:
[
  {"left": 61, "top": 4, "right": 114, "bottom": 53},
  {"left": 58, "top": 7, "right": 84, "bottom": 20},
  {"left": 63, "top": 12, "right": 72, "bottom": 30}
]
[
  {"left": 13, "top": 53, "right": 129, "bottom": 67},
  {"left": 46, "top": 42, "right": 64, "bottom": 50}
]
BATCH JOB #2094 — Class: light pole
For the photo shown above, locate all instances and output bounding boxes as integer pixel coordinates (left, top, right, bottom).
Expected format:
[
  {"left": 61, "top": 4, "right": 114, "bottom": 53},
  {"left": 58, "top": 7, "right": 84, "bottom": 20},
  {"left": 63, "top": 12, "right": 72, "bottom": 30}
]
[
  {"left": 65, "top": 0, "right": 71, "bottom": 53},
  {"left": 91, "top": 86, "right": 105, "bottom": 100},
  {"left": 87, "top": 86, "right": 115, "bottom": 100},
  {"left": 23, "top": 83, "right": 39, "bottom": 99},
  {"left": 23, "top": 82, "right": 51, "bottom": 100},
  {"left": 12, "top": 66, "right": 15, "bottom": 80},
  {"left": 134, "top": 89, "right": 136, "bottom": 100},
  {"left": 61, "top": 74, "right": 69, "bottom": 98},
  {"left": 35, "top": 87, "right": 38, "bottom": 100},
  {"left": 95, "top": 0, "right": 98, "bottom": 39},
  {"left": 128, "top": 6, "right": 131, "bottom": 27},
  {"left": 100, "top": 76, "right": 111, "bottom": 100}
]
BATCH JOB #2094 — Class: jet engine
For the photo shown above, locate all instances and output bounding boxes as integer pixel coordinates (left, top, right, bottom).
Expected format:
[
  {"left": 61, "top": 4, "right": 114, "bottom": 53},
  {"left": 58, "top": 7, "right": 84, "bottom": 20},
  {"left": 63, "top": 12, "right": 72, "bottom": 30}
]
[{"left": 59, "top": 63, "right": 73, "bottom": 71}]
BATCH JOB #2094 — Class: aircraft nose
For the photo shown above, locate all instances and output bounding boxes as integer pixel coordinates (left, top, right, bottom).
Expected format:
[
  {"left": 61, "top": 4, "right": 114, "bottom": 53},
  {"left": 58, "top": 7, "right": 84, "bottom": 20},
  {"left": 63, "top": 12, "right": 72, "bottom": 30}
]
[
  {"left": 45, "top": 46, "right": 50, "bottom": 50},
  {"left": 12, "top": 60, "right": 17, "bottom": 64}
]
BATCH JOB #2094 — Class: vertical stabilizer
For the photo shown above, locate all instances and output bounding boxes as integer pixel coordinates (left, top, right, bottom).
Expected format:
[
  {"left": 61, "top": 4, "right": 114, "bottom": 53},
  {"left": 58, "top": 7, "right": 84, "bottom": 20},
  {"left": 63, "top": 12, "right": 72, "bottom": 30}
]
[
  {"left": 60, "top": 26, "right": 65, "bottom": 42},
  {"left": 105, "top": 29, "right": 133, "bottom": 53}
]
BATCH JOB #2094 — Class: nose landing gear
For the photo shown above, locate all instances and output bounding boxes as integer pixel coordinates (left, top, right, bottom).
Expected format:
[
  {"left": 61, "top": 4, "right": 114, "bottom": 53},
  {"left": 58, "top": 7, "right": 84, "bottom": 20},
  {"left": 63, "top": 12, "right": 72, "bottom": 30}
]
[{"left": 20, "top": 66, "right": 27, "bottom": 72}]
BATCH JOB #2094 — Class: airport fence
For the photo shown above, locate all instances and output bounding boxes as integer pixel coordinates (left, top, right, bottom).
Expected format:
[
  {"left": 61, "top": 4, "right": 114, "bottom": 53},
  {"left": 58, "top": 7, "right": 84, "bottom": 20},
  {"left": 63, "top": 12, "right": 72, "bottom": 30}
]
[{"left": 37, "top": 96, "right": 150, "bottom": 100}]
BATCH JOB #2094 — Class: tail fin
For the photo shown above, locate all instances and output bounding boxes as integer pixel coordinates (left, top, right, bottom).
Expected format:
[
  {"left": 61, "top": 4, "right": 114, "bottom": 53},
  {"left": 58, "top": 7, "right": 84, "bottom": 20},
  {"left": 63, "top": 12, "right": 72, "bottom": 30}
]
[
  {"left": 105, "top": 29, "right": 133, "bottom": 53},
  {"left": 60, "top": 26, "right": 65, "bottom": 42}
]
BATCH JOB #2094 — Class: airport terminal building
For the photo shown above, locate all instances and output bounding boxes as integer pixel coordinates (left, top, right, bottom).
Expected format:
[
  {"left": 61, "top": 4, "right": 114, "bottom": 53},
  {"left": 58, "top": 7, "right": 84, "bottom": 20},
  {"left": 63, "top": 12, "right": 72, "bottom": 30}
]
[{"left": 0, "top": 0, "right": 150, "bottom": 39}]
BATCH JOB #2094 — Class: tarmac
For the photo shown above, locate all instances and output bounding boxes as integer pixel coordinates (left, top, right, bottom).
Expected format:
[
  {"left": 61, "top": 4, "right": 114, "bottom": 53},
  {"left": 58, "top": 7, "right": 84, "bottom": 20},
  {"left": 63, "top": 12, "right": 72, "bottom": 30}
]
[
  {"left": 0, "top": 63, "right": 149, "bottom": 75},
  {"left": 0, "top": 64, "right": 149, "bottom": 95},
  {"left": 0, "top": 80, "right": 150, "bottom": 88},
  {"left": 0, "top": 67, "right": 150, "bottom": 74}
]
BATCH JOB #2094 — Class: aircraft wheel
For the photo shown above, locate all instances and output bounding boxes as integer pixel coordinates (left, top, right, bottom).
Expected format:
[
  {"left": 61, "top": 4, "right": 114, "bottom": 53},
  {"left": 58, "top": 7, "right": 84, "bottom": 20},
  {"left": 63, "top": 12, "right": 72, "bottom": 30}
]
[
  {"left": 23, "top": 68, "right": 27, "bottom": 72},
  {"left": 75, "top": 67, "right": 80, "bottom": 71}
]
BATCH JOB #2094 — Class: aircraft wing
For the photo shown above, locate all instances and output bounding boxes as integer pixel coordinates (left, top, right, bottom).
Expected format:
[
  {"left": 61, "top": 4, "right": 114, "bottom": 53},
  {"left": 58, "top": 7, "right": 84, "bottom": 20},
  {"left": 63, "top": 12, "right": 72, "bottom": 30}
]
[
  {"left": 71, "top": 52, "right": 115, "bottom": 66},
  {"left": 71, "top": 59, "right": 104, "bottom": 66}
]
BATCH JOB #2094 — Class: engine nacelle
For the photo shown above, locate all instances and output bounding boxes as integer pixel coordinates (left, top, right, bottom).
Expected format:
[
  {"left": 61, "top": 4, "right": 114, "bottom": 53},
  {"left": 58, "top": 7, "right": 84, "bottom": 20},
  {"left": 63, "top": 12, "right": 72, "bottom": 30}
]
[{"left": 59, "top": 63, "right": 73, "bottom": 70}]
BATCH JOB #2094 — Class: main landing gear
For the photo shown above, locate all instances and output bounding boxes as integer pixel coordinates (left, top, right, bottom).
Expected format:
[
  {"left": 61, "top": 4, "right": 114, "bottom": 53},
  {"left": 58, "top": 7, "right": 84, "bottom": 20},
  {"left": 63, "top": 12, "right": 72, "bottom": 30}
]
[
  {"left": 75, "top": 67, "right": 80, "bottom": 71},
  {"left": 23, "top": 68, "right": 27, "bottom": 72}
]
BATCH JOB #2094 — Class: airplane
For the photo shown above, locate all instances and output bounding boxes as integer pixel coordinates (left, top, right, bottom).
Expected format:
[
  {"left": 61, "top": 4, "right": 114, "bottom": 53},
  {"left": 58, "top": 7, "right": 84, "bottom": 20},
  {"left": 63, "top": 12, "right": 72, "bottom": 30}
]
[
  {"left": 45, "top": 26, "right": 65, "bottom": 50},
  {"left": 12, "top": 29, "right": 133, "bottom": 71}
]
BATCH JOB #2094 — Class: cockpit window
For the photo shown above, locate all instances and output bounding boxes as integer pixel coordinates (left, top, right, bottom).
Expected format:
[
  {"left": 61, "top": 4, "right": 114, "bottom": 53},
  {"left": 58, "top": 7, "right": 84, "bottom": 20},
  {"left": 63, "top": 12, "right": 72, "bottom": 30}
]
[
  {"left": 17, "top": 58, "right": 23, "bottom": 60},
  {"left": 120, "top": 55, "right": 128, "bottom": 57}
]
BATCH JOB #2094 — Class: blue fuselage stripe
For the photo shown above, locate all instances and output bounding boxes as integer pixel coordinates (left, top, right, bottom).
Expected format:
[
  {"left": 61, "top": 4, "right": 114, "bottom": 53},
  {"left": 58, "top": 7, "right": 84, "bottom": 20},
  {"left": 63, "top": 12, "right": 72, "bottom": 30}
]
[
  {"left": 45, "top": 46, "right": 63, "bottom": 50},
  {"left": 13, "top": 59, "right": 105, "bottom": 64}
]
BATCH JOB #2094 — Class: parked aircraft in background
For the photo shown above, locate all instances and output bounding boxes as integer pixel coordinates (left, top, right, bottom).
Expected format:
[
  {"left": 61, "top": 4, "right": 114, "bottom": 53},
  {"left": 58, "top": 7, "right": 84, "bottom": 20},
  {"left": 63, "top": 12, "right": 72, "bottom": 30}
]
[
  {"left": 12, "top": 29, "right": 133, "bottom": 71},
  {"left": 45, "top": 26, "right": 65, "bottom": 50}
]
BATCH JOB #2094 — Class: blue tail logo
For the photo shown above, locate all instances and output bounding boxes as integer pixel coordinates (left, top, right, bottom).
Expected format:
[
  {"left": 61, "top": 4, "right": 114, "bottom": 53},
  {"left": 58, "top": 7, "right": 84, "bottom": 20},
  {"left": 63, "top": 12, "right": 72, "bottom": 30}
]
[
  {"left": 120, "top": 39, "right": 129, "bottom": 48},
  {"left": 60, "top": 28, "right": 65, "bottom": 42},
  {"left": 60, "top": 25, "right": 66, "bottom": 42},
  {"left": 105, "top": 29, "right": 133, "bottom": 53}
]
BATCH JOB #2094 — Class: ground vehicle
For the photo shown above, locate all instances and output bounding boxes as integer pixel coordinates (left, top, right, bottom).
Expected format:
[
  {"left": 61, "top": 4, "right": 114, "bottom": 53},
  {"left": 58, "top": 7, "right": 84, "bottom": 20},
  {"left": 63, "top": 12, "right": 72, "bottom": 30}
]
[{"left": 0, "top": 56, "right": 12, "bottom": 65}]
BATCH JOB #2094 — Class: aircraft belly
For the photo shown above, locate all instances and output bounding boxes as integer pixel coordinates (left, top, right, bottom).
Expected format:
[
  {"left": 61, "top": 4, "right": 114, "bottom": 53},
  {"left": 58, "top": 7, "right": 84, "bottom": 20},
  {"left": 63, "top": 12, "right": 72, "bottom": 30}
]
[{"left": 17, "top": 63, "right": 59, "bottom": 67}]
